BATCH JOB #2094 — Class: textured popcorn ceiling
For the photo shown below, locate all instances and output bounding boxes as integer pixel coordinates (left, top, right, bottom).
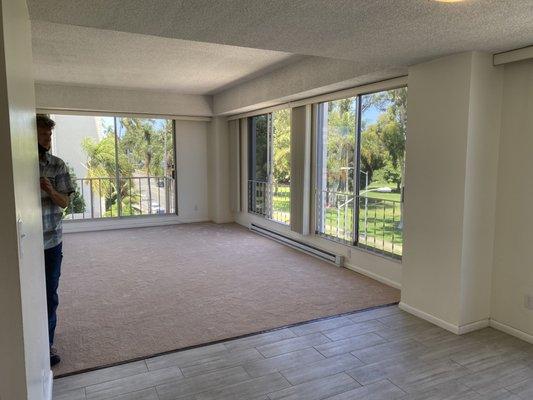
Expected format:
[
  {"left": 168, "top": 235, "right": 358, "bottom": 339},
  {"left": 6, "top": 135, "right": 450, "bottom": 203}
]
[
  {"left": 28, "top": 0, "right": 533, "bottom": 94},
  {"left": 28, "top": 0, "right": 533, "bottom": 60},
  {"left": 31, "top": 21, "right": 302, "bottom": 94}
]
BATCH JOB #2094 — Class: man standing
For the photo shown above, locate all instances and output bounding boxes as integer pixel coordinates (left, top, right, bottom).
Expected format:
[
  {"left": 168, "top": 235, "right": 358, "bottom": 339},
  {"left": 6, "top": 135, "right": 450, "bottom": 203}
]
[{"left": 37, "top": 114, "right": 74, "bottom": 367}]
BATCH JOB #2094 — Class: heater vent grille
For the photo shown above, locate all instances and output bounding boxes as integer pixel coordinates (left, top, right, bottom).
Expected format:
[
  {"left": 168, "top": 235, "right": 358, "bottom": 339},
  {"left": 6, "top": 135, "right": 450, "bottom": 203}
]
[{"left": 250, "top": 224, "right": 344, "bottom": 267}]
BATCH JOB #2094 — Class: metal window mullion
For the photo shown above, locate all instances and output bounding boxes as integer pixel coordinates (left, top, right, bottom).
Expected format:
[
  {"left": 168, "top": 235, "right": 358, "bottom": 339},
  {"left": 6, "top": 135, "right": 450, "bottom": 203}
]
[
  {"left": 113, "top": 117, "right": 122, "bottom": 218},
  {"left": 353, "top": 96, "right": 362, "bottom": 246},
  {"left": 267, "top": 113, "right": 273, "bottom": 219},
  {"left": 172, "top": 120, "right": 178, "bottom": 215}
]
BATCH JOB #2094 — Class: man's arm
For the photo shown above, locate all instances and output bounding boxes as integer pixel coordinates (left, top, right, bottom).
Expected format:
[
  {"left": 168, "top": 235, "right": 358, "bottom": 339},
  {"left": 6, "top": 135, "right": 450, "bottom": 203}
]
[{"left": 41, "top": 178, "right": 70, "bottom": 208}]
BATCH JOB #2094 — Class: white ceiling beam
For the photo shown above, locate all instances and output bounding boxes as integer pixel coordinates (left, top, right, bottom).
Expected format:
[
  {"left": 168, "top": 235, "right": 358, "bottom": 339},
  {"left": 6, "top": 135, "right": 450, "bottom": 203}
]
[{"left": 494, "top": 45, "right": 533, "bottom": 66}]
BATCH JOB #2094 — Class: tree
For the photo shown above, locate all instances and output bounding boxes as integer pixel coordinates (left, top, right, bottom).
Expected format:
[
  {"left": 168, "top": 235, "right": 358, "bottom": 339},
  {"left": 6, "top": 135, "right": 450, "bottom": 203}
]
[
  {"left": 82, "top": 126, "right": 139, "bottom": 216},
  {"left": 65, "top": 164, "right": 85, "bottom": 215},
  {"left": 118, "top": 118, "right": 174, "bottom": 177},
  {"left": 372, "top": 88, "right": 407, "bottom": 191},
  {"left": 272, "top": 109, "right": 291, "bottom": 184},
  {"left": 325, "top": 99, "right": 356, "bottom": 193},
  {"left": 360, "top": 120, "right": 389, "bottom": 186}
]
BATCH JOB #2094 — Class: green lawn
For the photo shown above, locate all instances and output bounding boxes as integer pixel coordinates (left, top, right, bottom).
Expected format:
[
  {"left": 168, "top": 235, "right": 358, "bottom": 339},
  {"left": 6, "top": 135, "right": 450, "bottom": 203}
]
[{"left": 271, "top": 184, "right": 291, "bottom": 224}]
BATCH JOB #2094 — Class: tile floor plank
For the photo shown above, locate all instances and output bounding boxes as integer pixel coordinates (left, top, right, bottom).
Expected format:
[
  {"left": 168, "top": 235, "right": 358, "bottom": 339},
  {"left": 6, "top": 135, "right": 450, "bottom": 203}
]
[
  {"left": 315, "top": 332, "right": 386, "bottom": 358},
  {"left": 289, "top": 316, "right": 354, "bottom": 337},
  {"left": 256, "top": 333, "right": 331, "bottom": 358},
  {"left": 180, "top": 348, "right": 264, "bottom": 377},
  {"left": 194, "top": 372, "right": 290, "bottom": 400},
  {"left": 280, "top": 353, "right": 363, "bottom": 385},
  {"left": 244, "top": 348, "right": 325, "bottom": 378},
  {"left": 323, "top": 320, "right": 385, "bottom": 342},
  {"left": 145, "top": 343, "right": 228, "bottom": 371},
  {"left": 224, "top": 329, "right": 297, "bottom": 352},
  {"left": 155, "top": 366, "right": 250, "bottom": 400},
  {"left": 85, "top": 366, "right": 181, "bottom": 400},
  {"left": 267, "top": 372, "right": 360, "bottom": 400},
  {"left": 324, "top": 379, "right": 405, "bottom": 400},
  {"left": 54, "top": 361, "right": 148, "bottom": 393}
]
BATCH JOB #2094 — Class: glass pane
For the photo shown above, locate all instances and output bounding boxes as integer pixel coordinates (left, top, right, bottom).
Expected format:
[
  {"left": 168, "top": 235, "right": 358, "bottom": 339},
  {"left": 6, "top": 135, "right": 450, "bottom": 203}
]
[
  {"left": 316, "top": 97, "right": 357, "bottom": 243},
  {"left": 271, "top": 109, "right": 291, "bottom": 225},
  {"left": 248, "top": 114, "right": 269, "bottom": 182},
  {"left": 248, "top": 114, "right": 269, "bottom": 215},
  {"left": 115, "top": 118, "right": 176, "bottom": 216},
  {"left": 359, "top": 87, "right": 407, "bottom": 257},
  {"left": 50, "top": 114, "right": 117, "bottom": 219}
]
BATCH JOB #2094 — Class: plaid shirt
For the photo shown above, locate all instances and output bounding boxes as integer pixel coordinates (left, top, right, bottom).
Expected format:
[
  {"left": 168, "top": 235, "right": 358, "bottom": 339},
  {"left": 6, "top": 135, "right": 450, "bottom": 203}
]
[{"left": 40, "top": 152, "right": 75, "bottom": 250}]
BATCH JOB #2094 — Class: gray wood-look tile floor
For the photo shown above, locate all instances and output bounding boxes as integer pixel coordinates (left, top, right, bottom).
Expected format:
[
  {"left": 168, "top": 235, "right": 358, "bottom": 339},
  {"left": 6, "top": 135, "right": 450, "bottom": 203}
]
[{"left": 53, "top": 305, "right": 533, "bottom": 400}]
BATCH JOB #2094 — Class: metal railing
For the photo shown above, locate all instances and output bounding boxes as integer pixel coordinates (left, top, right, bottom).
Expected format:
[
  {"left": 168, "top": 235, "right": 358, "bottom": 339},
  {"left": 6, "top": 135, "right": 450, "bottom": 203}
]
[
  {"left": 316, "top": 190, "right": 403, "bottom": 258},
  {"left": 248, "top": 180, "right": 290, "bottom": 225},
  {"left": 65, "top": 176, "right": 176, "bottom": 220}
]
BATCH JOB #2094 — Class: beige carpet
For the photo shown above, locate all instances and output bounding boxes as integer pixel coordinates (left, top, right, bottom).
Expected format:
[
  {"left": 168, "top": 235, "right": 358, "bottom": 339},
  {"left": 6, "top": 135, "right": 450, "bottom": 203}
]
[{"left": 53, "top": 223, "right": 400, "bottom": 376}]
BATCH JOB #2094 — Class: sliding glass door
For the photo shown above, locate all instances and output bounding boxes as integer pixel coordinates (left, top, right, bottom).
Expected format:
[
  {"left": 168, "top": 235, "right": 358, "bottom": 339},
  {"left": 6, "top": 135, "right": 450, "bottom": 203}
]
[
  {"left": 247, "top": 109, "right": 291, "bottom": 224},
  {"left": 50, "top": 114, "right": 176, "bottom": 220},
  {"left": 315, "top": 87, "right": 407, "bottom": 258}
]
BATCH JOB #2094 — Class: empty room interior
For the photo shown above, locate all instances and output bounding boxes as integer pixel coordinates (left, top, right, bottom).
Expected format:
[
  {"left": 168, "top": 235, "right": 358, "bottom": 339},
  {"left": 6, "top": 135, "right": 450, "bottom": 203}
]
[{"left": 2, "top": 0, "right": 533, "bottom": 399}]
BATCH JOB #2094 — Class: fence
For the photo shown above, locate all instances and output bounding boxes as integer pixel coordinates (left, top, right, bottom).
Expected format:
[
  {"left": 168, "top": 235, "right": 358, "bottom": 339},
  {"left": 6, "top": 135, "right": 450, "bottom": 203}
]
[
  {"left": 248, "top": 180, "right": 290, "bottom": 225},
  {"left": 65, "top": 176, "right": 176, "bottom": 220},
  {"left": 316, "top": 190, "right": 403, "bottom": 258}
]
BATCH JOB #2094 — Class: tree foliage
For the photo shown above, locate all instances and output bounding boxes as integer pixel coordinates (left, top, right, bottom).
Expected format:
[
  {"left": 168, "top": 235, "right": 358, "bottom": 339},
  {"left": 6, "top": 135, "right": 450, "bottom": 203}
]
[
  {"left": 81, "top": 118, "right": 174, "bottom": 216},
  {"left": 272, "top": 109, "right": 291, "bottom": 184},
  {"left": 65, "top": 164, "right": 85, "bottom": 215}
]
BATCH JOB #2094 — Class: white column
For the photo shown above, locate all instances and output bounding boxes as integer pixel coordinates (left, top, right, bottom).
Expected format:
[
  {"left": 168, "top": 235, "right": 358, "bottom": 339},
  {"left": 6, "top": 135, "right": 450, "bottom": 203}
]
[
  {"left": 228, "top": 120, "right": 240, "bottom": 213},
  {"left": 401, "top": 52, "right": 502, "bottom": 333},
  {"left": 290, "top": 105, "right": 312, "bottom": 235},
  {"left": 0, "top": 0, "right": 52, "bottom": 399},
  {"left": 207, "top": 117, "right": 232, "bottom": 223}
]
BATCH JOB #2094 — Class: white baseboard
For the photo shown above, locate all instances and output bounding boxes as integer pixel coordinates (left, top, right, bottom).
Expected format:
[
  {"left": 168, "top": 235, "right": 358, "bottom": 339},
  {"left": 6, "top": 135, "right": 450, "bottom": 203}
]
[
  {"left": 490, "top": 319, "right": 533, "bottom": 344},
  {"left": 457, "top": 318, "right": 490, "bottom": 334},
  {"left": 345, "top": 262, "right": 402, "bottom": 290},
  {"left": 63, "top": 215, "right": 209, "bottom": 233},
  {"left": 399, "top": 302, "right": 489, "bottom": 335},
  {"left": 43, "top": 369, "right": 53, "bottom": 400}
]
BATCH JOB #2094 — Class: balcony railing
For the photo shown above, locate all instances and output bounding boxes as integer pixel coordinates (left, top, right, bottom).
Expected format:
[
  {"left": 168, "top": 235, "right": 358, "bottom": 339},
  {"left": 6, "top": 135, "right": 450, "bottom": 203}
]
[
  {"left": 316, "top": 190, "right": 403, "bottom": 258},
  {"left": 248, "top": 180, "right": 290, "bottom": 225},
  {"left": 66, "top": 176, "right": 176, "bottom": 220}
]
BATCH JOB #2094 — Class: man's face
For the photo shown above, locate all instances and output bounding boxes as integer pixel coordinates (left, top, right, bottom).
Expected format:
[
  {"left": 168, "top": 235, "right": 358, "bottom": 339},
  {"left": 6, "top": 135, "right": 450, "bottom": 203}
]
[{"left": 37, "top": 126, "right": 53, "bottom": 150}]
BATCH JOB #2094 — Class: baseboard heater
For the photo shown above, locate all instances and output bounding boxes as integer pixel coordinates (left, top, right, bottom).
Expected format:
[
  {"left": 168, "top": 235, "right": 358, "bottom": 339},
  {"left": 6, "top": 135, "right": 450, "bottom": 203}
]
[{"left": 250, "top": 223, "right": 344, "bottom": 267}]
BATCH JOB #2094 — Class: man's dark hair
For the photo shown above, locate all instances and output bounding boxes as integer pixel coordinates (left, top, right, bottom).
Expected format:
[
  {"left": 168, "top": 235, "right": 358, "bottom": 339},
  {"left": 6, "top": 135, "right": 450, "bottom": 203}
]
[{"left": 36, "top": 114, "right": 55, "bottom": 130}]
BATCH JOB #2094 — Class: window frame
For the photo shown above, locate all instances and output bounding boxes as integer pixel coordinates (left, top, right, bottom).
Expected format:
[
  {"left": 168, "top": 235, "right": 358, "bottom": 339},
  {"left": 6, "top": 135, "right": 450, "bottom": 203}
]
[
  {"left": 313, "top": 85, "right": 407, "bottom": 260},
  {"left": 47, "top": 112, "right": 179, "bottom": 221},
  {"left": 246, "top": 111, "right": 291, "bottom": 225}
]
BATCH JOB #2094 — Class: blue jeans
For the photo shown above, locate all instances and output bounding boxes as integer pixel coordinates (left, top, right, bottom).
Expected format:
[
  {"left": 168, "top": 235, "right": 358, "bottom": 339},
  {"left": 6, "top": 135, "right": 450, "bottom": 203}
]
[{"left": 45, "top": 243, "right": 62, "bottom": 347}]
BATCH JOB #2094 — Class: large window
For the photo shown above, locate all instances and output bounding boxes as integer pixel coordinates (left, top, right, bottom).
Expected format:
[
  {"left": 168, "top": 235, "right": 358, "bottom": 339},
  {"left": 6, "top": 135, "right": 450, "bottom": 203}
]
[
  {"left": 50, "top": 114, "right": 176, "bottom": 220},
  {"left": 248, "top": 109, "right": 291, "bottom": 224},
  {"left": 316, "top": 87, "right": 407, "bottom": 258}
]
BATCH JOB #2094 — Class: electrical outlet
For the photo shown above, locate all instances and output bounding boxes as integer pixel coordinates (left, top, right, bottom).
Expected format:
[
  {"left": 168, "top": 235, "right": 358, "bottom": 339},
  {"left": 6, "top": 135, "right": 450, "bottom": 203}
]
[{"left": 525, "top": 294, "right": 533, "bottom": 310}]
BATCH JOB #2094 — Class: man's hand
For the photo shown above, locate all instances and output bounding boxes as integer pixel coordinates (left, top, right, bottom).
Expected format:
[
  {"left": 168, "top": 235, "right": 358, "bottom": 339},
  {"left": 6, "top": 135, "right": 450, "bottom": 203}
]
[
  {"left": 40, "top": 177, "right": 70, "bottom": 208},
  {"left": 40, "top": 177, "right": 54, "bottom": 194}
]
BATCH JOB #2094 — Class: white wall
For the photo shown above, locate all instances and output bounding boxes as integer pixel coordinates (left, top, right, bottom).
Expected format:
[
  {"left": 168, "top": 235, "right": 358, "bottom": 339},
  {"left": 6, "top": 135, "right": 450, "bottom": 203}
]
[
  {"left": 175, "top": 120, "right": 210, "bottom": 222},
  {"left": 0, "top": 0, "right": 51, "bottom": 399},
  {"left": 459, "top": 53, "right": 502, "bottom": 326},
  {"left": 35, "top": 83, "right": 213, "bottom": 117},
  {"left": 207, "top": 117, "right": 232, "bottom": 223},
  {"left": 401, "top": 52, "right": 502, "bottom": 333},
  {"left": 491, "top": 58, "right": 533, "bottom": 340}
]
